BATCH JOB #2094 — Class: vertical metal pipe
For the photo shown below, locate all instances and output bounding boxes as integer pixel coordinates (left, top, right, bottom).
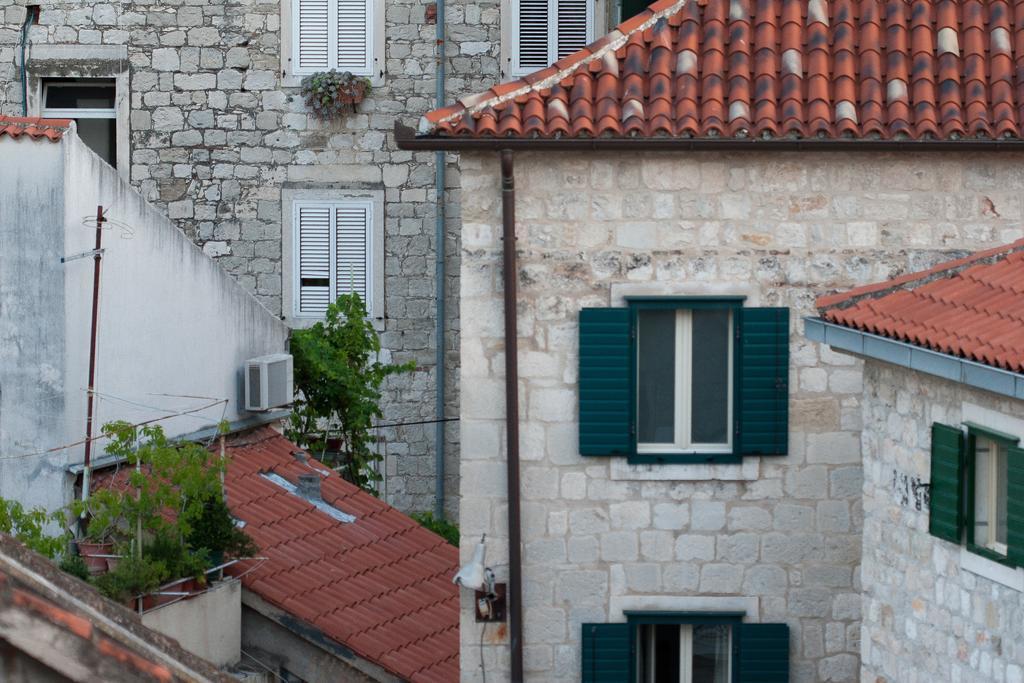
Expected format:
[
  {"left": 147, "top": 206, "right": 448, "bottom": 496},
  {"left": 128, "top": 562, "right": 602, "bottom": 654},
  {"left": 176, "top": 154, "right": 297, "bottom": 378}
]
[
  {"left": 80, "top": 206, "right": 106, "bottom": 510},
  {"left": 433, "top": 0, "right": 448, "bottom": 520},
  {"left": 500, "top": 150, "right": 524, "bottom": 682}
]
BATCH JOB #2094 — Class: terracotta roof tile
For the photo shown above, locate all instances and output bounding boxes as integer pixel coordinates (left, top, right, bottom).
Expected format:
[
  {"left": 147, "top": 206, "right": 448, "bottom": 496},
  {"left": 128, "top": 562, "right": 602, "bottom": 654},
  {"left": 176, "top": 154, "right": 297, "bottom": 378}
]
[
  {"left": 422, "top": 0, "right": 1024, "bottom": 140},
  {"left": 223, "top": 429, "right": 459, "bottom": 683},
  {"left": 0, "top": 116, "right": 72, "bottom": 142},
  {"left": 818, "top": 239, "right": 1024, "bottom": 373}
]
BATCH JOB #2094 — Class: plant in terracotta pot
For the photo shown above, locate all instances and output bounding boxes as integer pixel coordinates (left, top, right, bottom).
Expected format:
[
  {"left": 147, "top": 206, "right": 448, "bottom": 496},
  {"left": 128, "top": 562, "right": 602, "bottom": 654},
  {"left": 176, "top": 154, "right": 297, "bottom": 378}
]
[
  {"left": 186, "top": 495, "right": 258, "bottom": 569},
  {"left": 300, "top": 69, "right": 371, "bottom": 119}
]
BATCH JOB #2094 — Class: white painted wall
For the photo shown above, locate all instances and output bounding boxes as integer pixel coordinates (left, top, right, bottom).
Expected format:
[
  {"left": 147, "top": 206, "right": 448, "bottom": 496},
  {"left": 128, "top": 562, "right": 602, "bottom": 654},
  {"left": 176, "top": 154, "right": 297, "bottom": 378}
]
[
  {"left": 0, "top": 131, "right": 289, "bottom": 513},
  {"left": 142, "top": 578, "right": 242, "bottom": 667}
]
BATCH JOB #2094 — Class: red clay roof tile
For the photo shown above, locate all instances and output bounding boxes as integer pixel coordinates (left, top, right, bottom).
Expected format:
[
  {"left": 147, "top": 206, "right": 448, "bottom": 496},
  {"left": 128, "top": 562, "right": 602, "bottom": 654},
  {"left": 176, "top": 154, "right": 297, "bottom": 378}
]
[
  {"left": 94, "top": 428, "right": 458, "bottom": 683},
  {"left": 0, "top": 116, "right": 72, "bottom": 142},
  {"left": 422, "top": 0, "right": 1024, "bottom": 141},
  {"left": 818, "top": 239, "right": 1024, "bottom": 373}
]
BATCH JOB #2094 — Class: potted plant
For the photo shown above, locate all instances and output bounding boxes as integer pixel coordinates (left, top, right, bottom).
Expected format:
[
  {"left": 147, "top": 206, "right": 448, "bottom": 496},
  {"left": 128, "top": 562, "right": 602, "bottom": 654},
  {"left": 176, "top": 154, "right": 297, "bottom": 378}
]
[
  {"left": 186, "top": 495, "right": 258, "bottom": 568},
  {"left": 300, "top": 70, "right": 372, "bottom": 119}
]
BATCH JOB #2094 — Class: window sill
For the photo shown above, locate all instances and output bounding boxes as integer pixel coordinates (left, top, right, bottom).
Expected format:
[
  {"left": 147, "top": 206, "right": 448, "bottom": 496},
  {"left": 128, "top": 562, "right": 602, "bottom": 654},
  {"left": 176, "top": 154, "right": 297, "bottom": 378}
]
[
  {"left": 281, "top": 72, "right": 384, "bottom": 89},
  {"left": 610, "top": 457, "right": 759, "bottom": 482},
  {"left": 960, "top": 547, "right": 1024, "bottom": 592}
]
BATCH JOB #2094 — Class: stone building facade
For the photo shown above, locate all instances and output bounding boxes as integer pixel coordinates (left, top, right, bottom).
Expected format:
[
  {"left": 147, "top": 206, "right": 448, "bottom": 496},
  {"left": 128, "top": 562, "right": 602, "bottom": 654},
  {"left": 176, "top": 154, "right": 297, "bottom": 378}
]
[
  {"left": 455, "top": 150, "right": 1024, "bottom": 682},
  {"left": 0, "top": 0, "right": 505, "bottom": 513},
  {"left": 857, "top": 363, "right": 1024, "bottom": 683}
]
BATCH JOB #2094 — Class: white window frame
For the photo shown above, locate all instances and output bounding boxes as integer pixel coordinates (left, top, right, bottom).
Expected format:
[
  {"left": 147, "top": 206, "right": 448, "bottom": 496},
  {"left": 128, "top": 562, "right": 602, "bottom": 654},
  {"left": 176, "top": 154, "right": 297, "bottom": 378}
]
[
  {"left": 503, "top": 0, "right": 604, "bottom": 78},
  {"left": 637, "top": 623, "right": 733, "bottom": 683},
  {"left": 280, "top": 0, "right": 385, "bottom": 87},
  {"left": 636, "top": 309, "right": 733, "bottom": 455},
  {"left": 41, "top": 80, "right": 118, "bottom": 120},
  {"left": 282, "top": 188, "right": 384, "bottom": 330},
  {"left": 25, "top": 45, "right": 130, "bottom": 181},
  {"left": 973, "top": 434, "right": 1009, "bottom": 556}
]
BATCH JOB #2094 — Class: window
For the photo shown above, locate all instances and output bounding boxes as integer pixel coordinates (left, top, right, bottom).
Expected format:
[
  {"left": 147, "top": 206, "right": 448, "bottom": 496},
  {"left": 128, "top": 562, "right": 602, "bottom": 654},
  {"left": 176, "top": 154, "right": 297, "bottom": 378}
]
[
  {"left": 578, "top": 299, "right": 789, "bottom": 464},
  {"left": 617, "top": 0, "right": 650, "bottom": 22},
  {"left": 929, "top": 422, "right": 1024, "bottom": 567},
  {"left": 581, "top": 615, "right": 789, "bottom": 683},
  {"left": 41, "top": 79, "right": 117, "bottom": 167},
  {"left": 292, "top": 0, "right": 376, "bottom": 76},
  {"left": 282, "top": 189, "right": 384, "bottom": 327},
  {"left": 292, "top": 199, "right": 372, "bottom": 318},
  {"left": 509, "top": 0, "right": 595, "bottom": 76}
]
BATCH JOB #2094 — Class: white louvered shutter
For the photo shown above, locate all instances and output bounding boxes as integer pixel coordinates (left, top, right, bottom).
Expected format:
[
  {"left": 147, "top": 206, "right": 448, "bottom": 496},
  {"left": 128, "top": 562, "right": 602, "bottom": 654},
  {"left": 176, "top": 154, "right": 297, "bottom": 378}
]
[
  {"left": 297, "top": 206, "right": 332, "bottom": 315},
  {"left": 336, "top": 0, "right": 373, "bottom": 74},
  {"left": 513, "top": 0, "right": 593, "bottom": 75},
  {"left": 516, "top": 0, "right": 551, "bottom": 72},
  {"left": 296, "top": 0, "right": 330, "bottom": 71},
  {"left": 555, "top": 0, "right": 591, "bottom": 59},
  {"left": 334, "top": 205, "right": 370, "bottom": 311}
]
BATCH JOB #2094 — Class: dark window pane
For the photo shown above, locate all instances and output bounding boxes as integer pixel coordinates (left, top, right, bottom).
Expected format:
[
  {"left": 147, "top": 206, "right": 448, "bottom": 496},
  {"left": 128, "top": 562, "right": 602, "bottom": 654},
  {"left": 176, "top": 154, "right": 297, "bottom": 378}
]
[
  {"left": 637, "top": 310, "right": 675, "bottom": 444},
  {"left": 45, "top": 82, "right": 116, "bottom": 110},
  {"left": 692, "top": 624, "right": 731, "bottom": 683},
  {"left": 620, "top": 0, "right": 649, "bottom": 21},
  {"left": 691, "top": 309, "right": 730, "bottom": 444},
  {"left": 75, "top": 118, "right": 117, "bottom": 167}
]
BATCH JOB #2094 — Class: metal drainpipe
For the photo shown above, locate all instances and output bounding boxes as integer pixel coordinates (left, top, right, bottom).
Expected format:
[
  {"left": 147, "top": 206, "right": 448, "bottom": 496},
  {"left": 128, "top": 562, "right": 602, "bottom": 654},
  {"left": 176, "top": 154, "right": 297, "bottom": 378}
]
[
  {"left": 432, "top": 0, "right": 447, "bottom": 521},
  {"left": 500, "top": 150, "right": 524, "bottom": 683}
]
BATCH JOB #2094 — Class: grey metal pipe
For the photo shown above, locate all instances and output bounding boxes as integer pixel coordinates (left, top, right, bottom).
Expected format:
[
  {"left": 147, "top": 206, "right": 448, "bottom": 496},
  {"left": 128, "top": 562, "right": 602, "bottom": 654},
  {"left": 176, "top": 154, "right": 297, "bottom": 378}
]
[{"left": 432, "top": 0, "right": 447, "bottom": 520}]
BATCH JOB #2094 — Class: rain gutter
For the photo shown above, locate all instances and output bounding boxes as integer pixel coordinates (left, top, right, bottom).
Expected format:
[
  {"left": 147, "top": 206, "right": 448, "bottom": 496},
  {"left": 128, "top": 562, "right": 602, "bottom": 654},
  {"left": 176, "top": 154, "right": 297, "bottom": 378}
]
[
  {"left": 804, "top": 317, "right": 1024, "bottom": 400},
  {"left": 395, "top": 123, "right": 1024, "bottom": 152},
  {"left": 433, "top": 0, "right": 447, "bottom": 520}
]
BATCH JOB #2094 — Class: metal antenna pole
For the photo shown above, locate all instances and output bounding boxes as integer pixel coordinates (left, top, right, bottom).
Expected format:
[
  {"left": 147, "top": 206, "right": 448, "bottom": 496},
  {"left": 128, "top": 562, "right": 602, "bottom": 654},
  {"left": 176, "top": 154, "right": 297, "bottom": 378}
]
[{"left": 80, "top": 205, "right": 106, "bottom": 516}]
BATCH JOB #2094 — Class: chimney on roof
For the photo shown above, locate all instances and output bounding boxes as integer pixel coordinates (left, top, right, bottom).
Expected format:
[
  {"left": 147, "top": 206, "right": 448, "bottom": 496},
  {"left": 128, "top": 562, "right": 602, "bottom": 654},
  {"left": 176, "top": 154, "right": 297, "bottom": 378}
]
[{"left": 297, "top": 473, "right": 321, "bottom": 501}]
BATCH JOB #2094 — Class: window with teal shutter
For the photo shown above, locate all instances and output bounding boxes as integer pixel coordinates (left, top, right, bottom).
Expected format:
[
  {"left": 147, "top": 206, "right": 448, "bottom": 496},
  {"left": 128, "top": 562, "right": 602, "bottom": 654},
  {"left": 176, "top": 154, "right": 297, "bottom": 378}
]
[
  {"left": 578, "top": 300, "right": 789, "bottom": 463},
  {"left": 582, "top": 617, "right": 789, "bottom": 682},
  {"left": 1006, "top": 444, "right": 1024, "bottom": 566},
  {"left": 928, "top": 422, "right": 964, "bottom": 544},
  {"left": 581, "top": 623, "right": 630, "bottom": 682}
]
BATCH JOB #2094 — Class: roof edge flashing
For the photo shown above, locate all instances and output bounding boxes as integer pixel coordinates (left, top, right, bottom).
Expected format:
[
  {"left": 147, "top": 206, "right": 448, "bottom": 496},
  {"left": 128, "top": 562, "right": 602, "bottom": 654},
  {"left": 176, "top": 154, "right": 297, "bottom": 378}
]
[{"left": 804, "top": 317, "right": 1024, "bottom": 401}]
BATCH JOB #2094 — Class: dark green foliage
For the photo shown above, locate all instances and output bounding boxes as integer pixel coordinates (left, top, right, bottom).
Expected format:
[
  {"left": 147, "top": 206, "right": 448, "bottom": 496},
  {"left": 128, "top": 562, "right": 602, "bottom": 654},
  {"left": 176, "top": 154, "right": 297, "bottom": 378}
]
[
  {"left": 94, "top": 555, "right": 167, "bottom": 604},
  {"left": 287, "top": 292, "right": 415, "bottom": 491},
  {"left": 300, "top": 69, "right": 371, "bottom": 118},
  {"left": 186, "top": 496, "right": 259, "bottom": 561},
  {"left": 410, "top": 511, "right": 458, "bottom": 546},
  {"left": 0, "top": 498, "right": 69, "bottom": 559},
  {"left": 58, "top": 553, "right": 91, "bottom": 582}
]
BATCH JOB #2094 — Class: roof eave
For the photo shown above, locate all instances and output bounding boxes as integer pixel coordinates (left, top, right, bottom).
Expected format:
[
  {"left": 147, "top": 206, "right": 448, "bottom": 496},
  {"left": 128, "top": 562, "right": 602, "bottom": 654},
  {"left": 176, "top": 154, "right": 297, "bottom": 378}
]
[
  {"left": 396, "top": 123, "right": 1024, "bottom": 151},
  {"left": 805, "top": 317, "right": 1024, "bottom": 400}
]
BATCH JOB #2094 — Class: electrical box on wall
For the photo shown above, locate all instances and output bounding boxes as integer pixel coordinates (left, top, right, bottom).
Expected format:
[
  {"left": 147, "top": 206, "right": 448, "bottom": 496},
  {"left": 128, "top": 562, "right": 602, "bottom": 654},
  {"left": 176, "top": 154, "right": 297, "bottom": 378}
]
[{"left": 244, "top": 354, "right": 293, "bottom": 412}]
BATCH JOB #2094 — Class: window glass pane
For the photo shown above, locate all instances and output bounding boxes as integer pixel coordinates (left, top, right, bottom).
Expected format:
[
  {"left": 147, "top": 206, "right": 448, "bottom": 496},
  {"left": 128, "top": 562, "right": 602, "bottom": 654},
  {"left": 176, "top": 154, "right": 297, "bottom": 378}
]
[
  {"left": 638, "top": 310, "right": 675, "bottom": 444},
  {"left": 75, "top": 119, "right": 117, "bottom": 167},
  {"left": 636, "top": 624, "right": 680, "bottom": 683},
  {"left": 973, "top": 437, "right": 1009, "bottom": 552},
  {"left": 692, "top": 624, "right": 730, "bottom": 683},
  {"left": 45, "top": 82, "right": 116, "bottom": 110},
  {"left": 690, "top": 309, "right": 730, "bottom": 444}
]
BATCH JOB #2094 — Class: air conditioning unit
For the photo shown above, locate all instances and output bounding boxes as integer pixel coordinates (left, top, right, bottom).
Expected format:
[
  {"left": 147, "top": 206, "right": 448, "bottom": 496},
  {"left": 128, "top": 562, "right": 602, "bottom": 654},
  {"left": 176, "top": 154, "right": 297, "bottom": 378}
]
[{"left": 244, "top": 354, "right": 293, "bottom": 412}]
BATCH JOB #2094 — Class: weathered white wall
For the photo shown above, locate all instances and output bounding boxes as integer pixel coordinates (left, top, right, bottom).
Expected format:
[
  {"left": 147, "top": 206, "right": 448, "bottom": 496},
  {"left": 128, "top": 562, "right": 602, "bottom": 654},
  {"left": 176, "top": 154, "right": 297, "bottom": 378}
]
[
  {"left": 860, "top": 362, "right": 1024, "bottom": 683},
  {"left": 456, "top": 150, "right": 1024, "bottom": 683},
  {"left": 142, "top": 578, "right": 241, "bottom": 667},
  {"left": 0, "top": 131, "right": 289, "bottom": 513}
]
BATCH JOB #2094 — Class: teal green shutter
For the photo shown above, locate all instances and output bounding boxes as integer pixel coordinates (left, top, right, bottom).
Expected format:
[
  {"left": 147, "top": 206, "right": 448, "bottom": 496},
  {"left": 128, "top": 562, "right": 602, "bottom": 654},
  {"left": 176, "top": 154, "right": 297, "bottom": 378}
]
[
  {"left": 579, "top": 308, "right": 632, "bottom": 457},
  {"left": 581, "top": 623, "right": 630, "bottom": 682},
  {"left": 738, "top": 307, "right": 789, "bottom": 456},
  {"left": 736, "top": 623, "right": 789, "bottom": 682},
  {"left": 929, "top": 422, "right": 965, "bottom": 544},
  {"left": 1007, "top": 445, "right": 1024, "bottom": 566}
]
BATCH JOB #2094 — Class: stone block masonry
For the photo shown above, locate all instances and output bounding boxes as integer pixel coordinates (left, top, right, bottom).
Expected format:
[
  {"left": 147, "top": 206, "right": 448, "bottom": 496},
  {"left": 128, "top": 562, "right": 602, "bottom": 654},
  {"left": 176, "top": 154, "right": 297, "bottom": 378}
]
[
  {"left": 0, "top": 0, "right": 503, "bottom": 515},
  {"left": 860, "top": 363, "right": 1024, "bottom": 683},
  {"left": 457, "top": 149, "right": 1024, "bottom": 682}
]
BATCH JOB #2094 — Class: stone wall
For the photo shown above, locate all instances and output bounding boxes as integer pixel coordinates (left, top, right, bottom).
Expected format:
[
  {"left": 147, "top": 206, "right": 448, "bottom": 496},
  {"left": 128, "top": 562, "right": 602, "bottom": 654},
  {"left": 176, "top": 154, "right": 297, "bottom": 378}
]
[
  {"left": 0, "top": 0, "right": 502, "bottom": 514},
  {"left": 456, "top": 150, "right": 1024, "bottom": 682},
  {"left": 860, "top": 362, "right": 1024, "bottom": 683}
]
